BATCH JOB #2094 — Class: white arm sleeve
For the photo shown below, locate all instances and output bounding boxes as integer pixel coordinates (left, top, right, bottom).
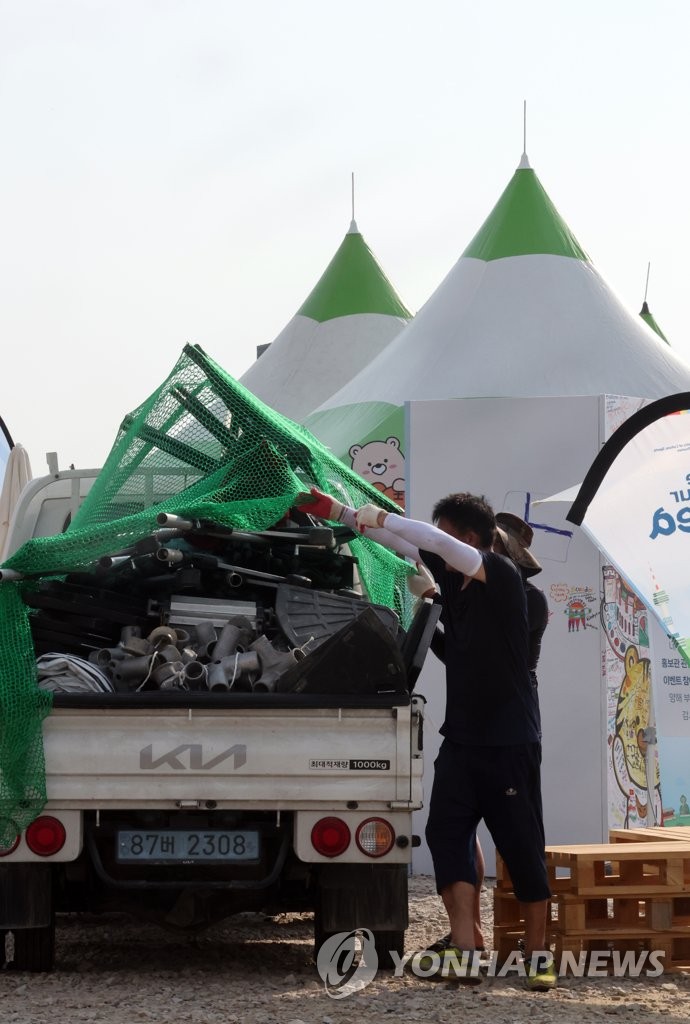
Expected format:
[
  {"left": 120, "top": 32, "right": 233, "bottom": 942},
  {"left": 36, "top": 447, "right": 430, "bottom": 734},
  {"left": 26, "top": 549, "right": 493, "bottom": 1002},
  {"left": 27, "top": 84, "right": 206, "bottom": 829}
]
[
  {"left": 338, "top": 507, "right": 420, "bottom": 561},
  {"left": 339, "top": 507, "right": 482, "bottom": 575},
  {"left": 377, "top": 513, "right": 483, "bottom": 576}
]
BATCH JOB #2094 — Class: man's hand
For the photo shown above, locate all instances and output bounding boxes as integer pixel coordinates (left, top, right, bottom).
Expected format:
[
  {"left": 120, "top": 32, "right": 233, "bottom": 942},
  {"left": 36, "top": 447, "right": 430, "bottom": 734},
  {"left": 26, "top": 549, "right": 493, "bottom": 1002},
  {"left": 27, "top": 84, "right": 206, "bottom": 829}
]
[
  {"left": 407, "top": 562, "right": 436, "bottom": 599},
  {"left": 295, "top": 487, "right": 347, "bottom": 523},
  {"left": 354, "top": 503, "right": 388, "bottom": 533}
]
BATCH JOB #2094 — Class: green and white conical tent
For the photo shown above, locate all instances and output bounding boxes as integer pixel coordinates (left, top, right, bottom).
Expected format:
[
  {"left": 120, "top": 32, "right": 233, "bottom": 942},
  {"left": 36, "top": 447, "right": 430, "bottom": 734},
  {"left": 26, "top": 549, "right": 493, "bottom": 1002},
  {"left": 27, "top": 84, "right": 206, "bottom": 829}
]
[
  {"left": 239, "top": 219, "right": 411, "bottom": 422},
  {"left": 306, "top": 153, "right": 690, "bottom": 496}
]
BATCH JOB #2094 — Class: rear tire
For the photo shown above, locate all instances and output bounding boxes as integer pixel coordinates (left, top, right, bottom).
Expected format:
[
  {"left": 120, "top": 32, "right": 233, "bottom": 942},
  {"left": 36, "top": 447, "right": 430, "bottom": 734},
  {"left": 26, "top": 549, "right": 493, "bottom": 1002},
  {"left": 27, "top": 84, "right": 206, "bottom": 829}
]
[{"left": 12, "top": 917, "right": 55, "bottom": 972}]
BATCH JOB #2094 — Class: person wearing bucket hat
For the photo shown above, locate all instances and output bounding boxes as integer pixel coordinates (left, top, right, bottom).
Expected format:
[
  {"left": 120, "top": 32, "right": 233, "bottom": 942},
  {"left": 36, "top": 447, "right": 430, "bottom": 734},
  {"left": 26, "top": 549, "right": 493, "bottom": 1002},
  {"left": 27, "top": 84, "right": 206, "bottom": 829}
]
[
  {"left": 494, "top": 512, "right": 549, "bottom": 692},
  {"left": 494, "top": 512, "right": 541, "bottom": 576}
]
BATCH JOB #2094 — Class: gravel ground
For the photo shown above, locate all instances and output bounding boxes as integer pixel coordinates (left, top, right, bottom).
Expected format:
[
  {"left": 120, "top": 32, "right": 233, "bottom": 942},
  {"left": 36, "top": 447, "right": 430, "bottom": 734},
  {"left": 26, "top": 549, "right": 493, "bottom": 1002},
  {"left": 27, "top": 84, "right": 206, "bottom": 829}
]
[{"left": 2, "top": 875, "right": 690, "bottom": 1024}]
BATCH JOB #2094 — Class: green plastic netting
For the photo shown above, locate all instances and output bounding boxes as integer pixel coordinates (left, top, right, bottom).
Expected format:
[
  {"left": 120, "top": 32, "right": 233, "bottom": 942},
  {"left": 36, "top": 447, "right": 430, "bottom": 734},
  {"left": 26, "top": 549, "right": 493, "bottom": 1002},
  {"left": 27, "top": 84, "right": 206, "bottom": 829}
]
[{"left": 0, "top": 344, "right": 413, "bottom": 843}]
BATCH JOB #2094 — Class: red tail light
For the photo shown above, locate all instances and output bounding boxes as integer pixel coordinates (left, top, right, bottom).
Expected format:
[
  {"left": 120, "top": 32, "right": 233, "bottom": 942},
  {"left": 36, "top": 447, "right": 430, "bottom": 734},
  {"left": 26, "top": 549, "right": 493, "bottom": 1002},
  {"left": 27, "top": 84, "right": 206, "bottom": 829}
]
[
  {"left": 311, "top": 817, "right": 351, "bottom": 857},
  {"left": 25, "top": 816, "right": 66, "bottom": 856}
]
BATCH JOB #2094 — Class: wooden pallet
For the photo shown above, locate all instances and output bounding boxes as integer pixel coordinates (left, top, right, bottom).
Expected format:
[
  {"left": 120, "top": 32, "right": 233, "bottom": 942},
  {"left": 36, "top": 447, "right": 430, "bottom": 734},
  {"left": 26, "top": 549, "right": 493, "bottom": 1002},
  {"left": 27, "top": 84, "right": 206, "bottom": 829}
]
[
  {"left": 610, "top": 826, "right": 690, "bottom": 844},
  {"left": 550, "top": 892, "right": 690, "bottom": 932},
  {"left": 552, "top": 927, "right": 690, "bottom": 970},
  {"left": 494, "top": 844, "right": 690, "bottom": 972},
  {"left": 546, "top": 842, "right": 690, "bottom": 896}
]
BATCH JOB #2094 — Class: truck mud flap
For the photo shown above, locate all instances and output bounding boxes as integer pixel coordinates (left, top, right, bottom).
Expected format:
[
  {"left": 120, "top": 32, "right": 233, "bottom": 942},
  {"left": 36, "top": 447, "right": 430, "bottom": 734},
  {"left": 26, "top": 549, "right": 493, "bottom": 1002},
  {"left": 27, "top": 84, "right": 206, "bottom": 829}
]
[
  {"left": 315, "top": 863, "right": 408, "bottom": 932},
  {"left": 0, "top": 863, "right": 52, "bottom": 928}
]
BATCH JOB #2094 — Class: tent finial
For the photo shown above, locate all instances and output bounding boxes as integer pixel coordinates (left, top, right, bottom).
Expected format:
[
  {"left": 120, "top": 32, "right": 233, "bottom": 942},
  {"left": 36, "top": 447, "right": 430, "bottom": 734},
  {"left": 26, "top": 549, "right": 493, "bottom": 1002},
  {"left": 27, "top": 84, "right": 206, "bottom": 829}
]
[
  {"left": 518, "top": 100, "right": 531, "bottom": 169},
  {"left": 644, "top": 261, "right": 651, "bottom": 303},
  {"left": 348, "top": 172, "right": 358, "bottom": 233}
]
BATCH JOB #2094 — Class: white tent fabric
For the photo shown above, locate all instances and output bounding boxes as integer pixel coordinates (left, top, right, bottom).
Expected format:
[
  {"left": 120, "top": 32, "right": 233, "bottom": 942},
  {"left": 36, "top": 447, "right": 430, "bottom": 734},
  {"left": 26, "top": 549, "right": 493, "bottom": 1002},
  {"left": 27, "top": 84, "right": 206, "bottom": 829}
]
[
  {"left": 532, "top": 484, "right": 582, "bottom": 506},
  {"left": 241, "top": 312, "right": 407, "bottom": 420},
  {"left": 316, "top": 257, "right": 690, "bottom": 407},
  {"left": 0, "top": 444, "right": 32, "bottom": 562},
  {"left": 240, "top": 220, "right": 411, "bottom": 422},
  {"left": 306, "top": 155, "right": 690, "bottom": 462}
]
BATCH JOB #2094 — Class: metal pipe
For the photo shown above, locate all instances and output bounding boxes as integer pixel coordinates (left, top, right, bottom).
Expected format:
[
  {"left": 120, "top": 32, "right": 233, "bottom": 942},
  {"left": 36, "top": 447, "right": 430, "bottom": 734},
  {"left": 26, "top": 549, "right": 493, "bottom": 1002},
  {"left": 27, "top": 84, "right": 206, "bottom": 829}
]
[
  {"left": 90, "top": 647, "right": 128, "bottom": 668},
  {"left": 119, "top": 635, "right": 153, "bottom": 657},
  {"left": 207, "top": 652, "right": 260, "bottom": 692},
  {"left": 156, "top": 513, "right": 196, "bottom": 531},
  {"left": 113, "top": 655, "right": 155, "bottom": 682},
  {"left": 182, "top": 661, "right": 208, "bottom": 690},
  {"left": 98, "top": 555, "right": 132, "bottom": 570},
  {"left": 211, "top": 623, "right": 245, "bottom": 661},
  {"left": 147, "top": 626, "right": 178, "bottom": 646},
  {"left": 153, "top": 661, "right": 186, "bottom": 689},
  {"left": 0, "top": 568, "right": 24, "bottom": 581},
  {"left": 156, "top": 547, "right": 184, "bottom": 564},
  {"left": 250, "top": 635, "right": 306, "bottom": 693},
  {"left": 190, "top": 620, "right": 217, "bottom": 660}
]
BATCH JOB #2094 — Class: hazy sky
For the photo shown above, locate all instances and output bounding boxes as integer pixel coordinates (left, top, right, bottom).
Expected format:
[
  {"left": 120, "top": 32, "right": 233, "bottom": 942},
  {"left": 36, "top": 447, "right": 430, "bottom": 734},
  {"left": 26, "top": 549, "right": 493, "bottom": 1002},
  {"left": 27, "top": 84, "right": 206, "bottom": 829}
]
[{"left": 1, "top": 0, "right": 689, "bottom": 471}]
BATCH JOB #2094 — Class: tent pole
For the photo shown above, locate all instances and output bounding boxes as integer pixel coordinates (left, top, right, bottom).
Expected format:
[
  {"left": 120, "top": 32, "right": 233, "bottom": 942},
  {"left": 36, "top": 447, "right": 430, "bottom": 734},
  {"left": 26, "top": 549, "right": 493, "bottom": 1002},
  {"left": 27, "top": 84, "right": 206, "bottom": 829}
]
[{"left": 523, "top": 99, "right": 527, "bottom": 157}]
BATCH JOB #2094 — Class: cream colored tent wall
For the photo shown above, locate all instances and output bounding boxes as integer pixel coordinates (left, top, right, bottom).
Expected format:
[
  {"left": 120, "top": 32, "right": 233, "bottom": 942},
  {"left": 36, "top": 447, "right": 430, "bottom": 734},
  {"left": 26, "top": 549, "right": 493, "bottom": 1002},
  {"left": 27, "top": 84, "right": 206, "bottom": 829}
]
[{"left": 407, "top": 395, "right": 609, "bottom": 875}]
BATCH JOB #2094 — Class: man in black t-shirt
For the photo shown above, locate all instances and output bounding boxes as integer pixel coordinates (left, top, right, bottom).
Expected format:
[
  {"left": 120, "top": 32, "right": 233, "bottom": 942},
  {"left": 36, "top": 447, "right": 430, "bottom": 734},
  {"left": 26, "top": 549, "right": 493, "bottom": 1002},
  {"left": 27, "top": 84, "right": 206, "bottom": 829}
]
[
  {"left": 428, "top": 510, "right": 550, "bottom": 954},
  {"left": 296, "top": 487, "right": 555, "bottom": 990}
]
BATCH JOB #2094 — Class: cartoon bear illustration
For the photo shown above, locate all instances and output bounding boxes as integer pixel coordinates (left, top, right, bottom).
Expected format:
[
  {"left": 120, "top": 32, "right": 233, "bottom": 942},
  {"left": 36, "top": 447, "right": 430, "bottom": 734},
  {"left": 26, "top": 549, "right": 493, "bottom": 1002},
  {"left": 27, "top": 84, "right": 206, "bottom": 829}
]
[{"left": 349, "top": 437, "right": 405, "bottom": 510}]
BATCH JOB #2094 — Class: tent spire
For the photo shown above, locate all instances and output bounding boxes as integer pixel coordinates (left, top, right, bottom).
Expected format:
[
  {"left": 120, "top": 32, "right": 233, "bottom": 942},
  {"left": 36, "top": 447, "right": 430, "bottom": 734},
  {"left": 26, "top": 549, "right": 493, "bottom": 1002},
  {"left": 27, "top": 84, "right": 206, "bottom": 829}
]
[
  {"left": 349, "top": 172, "right": 358, "bottom": 234},
  {"left": 644, "top": 261, "right": 651, "bottom": 303},
  {"left": 518, "top": 100, "right": 531, "bottom": 169}
]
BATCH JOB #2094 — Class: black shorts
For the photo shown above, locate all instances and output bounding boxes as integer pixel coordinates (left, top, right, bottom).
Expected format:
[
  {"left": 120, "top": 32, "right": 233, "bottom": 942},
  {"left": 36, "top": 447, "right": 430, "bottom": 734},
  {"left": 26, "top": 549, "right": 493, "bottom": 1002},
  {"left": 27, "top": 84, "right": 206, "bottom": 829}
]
[{"left": 425, "top": 739, "right": 551, "bottom": 903}]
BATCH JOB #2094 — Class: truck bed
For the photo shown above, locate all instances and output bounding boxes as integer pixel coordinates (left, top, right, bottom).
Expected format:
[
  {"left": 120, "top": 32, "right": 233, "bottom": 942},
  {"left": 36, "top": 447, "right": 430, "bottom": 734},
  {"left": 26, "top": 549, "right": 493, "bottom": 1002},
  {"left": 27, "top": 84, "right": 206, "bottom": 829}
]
[{"left": 46, "top": 691, "right": 422, "bottom": 810}]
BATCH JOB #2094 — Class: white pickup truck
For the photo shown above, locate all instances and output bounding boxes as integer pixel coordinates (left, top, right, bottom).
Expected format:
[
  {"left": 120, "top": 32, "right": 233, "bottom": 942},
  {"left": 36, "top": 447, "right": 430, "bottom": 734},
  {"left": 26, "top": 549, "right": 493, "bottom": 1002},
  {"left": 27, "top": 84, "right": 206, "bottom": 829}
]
[{"left": 0, "top": 465, "right": 438, "bottom": 972}]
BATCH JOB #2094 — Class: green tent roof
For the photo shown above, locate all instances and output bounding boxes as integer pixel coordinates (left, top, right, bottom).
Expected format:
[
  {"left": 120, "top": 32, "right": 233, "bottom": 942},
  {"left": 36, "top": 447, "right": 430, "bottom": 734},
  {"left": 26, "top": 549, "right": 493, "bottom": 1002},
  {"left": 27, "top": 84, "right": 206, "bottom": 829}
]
[
  {"left": 462, "top": 155, "right": 589, "bottom": 263},
  {"left": 640, "top": 301, "right": 669, "bottom": 345},
  {"left": 297, "top": 222, "right": 412, "bottom": 323}
]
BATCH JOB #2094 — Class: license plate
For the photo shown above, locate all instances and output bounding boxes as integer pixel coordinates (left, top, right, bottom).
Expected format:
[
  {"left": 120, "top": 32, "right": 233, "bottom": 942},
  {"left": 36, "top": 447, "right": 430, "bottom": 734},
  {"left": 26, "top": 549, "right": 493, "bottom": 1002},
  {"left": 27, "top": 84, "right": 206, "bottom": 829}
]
[{"left": 116, "top": 829, "right": 260, "bottom": 863}]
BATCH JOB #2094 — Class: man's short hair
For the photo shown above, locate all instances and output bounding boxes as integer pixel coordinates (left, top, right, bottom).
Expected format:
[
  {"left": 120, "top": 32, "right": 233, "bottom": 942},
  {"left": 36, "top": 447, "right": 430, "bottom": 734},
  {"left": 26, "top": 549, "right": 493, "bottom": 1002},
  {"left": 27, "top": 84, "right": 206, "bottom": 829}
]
[{"left": 432, "top": 493, "right": 496, "bottom": 548}]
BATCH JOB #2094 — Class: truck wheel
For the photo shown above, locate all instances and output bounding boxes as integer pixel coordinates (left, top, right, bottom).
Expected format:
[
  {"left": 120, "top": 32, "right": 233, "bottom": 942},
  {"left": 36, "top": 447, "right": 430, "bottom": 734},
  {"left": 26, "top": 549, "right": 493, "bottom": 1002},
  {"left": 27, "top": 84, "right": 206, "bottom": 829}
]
[
  {"left": 12, "top": 918, "right": 56, "bottom": 973},
  {"left": 371, "top": 928, "right": 405, "bottom": 970}
]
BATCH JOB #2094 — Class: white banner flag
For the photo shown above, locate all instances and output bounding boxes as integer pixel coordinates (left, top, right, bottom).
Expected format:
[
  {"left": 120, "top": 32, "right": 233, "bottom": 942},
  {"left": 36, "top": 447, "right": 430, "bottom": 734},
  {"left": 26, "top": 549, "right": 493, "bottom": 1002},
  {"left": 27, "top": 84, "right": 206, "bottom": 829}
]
[{"left": 568, "top": 394, "right": 690, "bottom": 667}]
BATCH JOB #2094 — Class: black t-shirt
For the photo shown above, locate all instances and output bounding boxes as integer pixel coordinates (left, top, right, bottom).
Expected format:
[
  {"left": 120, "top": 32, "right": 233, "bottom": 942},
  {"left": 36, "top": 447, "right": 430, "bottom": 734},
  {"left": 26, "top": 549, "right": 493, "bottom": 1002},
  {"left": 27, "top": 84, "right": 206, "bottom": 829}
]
[
  {"left": 526, "top": 580, "right": 549, "bottom": 678},
  {"left": 420, "top": 548, "right": 541, "bottom": 746}
]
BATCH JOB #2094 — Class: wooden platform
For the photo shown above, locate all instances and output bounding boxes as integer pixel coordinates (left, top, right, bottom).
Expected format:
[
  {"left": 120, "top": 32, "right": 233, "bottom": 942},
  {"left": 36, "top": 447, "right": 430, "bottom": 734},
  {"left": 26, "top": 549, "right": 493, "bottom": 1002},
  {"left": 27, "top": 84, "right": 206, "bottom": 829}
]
[
  {"left": 546, "top": 842, "right": 690, "bottom": 896},
  {"left": 610, "top": 827, "right": 690, "bottom": 844},
  {"left": 494, "top": 841, "right": 690, "bottom": 972}
]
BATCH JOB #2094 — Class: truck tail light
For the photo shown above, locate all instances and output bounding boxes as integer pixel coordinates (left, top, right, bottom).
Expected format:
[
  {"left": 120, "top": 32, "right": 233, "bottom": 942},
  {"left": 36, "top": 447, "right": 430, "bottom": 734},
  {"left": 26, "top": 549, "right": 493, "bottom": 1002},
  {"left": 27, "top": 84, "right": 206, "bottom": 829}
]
[
  {"left": 25, "top": 816, "right": 66, "bottom": 856},
  {"left": 311, "top": 817, "right": 351, "bottom": 857},
  {"left": 0, "top": 821, "right": 20, "bottom": 857},
  {"left": 355, "top": 817, "right": 395, "bottom": 857}
]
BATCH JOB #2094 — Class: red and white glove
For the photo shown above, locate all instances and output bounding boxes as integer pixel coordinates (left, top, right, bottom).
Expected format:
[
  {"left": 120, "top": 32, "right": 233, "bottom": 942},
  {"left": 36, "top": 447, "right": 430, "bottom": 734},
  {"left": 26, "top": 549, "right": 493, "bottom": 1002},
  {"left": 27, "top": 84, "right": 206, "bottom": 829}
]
[
  {"left": 354, "top": 503, "right": 389, "bottom": 533},
  {"left": 295, "top": 487, "right": 347, "bottom": 523},
  {"left": 407, "top": 562, "right": 437, "bottom": 599}
]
